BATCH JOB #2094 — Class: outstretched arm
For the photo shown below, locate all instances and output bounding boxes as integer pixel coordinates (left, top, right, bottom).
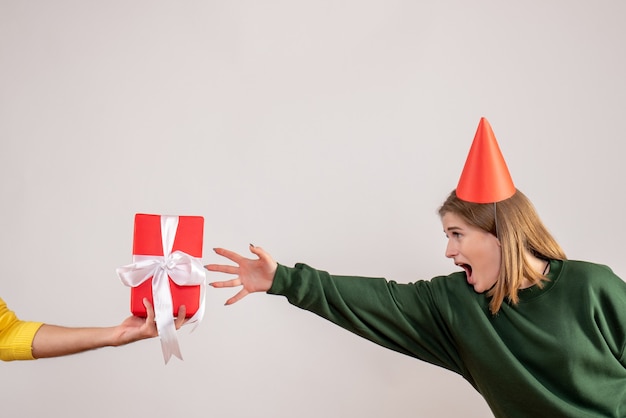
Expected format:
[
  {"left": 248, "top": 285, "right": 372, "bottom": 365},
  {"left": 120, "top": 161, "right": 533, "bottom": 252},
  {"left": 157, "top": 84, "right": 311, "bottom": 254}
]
[
  {"left": 31, "top": 298, "right": 186, "bottom": 359},
  {"left": 205, "top": 244, "right": 278, "bottom": 305}
]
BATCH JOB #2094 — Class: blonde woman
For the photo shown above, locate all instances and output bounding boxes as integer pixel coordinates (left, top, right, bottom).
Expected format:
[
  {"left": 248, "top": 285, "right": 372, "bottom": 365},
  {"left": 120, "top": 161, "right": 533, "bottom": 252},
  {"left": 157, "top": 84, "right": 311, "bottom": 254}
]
[{"left": 206, "top": 118, "right": 626, "bottom": 418}]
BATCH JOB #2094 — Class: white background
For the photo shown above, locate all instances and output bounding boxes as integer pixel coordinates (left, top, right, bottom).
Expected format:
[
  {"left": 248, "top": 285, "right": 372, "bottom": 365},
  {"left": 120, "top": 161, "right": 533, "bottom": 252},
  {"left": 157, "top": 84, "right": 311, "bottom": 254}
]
[{"left": 1, "top": 1, "right": 624, "bottom": 417}]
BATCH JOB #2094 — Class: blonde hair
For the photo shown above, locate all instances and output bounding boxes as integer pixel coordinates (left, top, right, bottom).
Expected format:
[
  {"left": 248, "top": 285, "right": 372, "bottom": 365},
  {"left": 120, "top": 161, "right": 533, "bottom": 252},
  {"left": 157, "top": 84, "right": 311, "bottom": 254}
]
[{"left": 438, "top": 189, "right": 566, "bottom": 314}]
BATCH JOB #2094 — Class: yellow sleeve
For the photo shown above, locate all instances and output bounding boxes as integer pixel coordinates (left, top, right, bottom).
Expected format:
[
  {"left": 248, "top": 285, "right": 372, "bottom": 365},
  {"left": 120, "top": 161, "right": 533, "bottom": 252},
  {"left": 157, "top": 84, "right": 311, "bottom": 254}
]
[{"left": 0, "top": 297, "right": 44, "bottom": 361}]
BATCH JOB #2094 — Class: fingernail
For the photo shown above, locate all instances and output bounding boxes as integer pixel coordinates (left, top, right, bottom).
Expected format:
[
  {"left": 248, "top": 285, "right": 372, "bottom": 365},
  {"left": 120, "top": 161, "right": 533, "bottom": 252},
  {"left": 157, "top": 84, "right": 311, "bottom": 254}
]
[{"left": 250, "top": 243, "right": 255, "bottom": 247}]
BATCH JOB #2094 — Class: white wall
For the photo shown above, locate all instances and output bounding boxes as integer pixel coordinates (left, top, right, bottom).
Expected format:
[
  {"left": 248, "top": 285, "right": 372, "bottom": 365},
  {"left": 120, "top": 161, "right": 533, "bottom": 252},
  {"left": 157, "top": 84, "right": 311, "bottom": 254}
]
[{"left": 1, "top": 1, "right": 624, "bottom": 417}]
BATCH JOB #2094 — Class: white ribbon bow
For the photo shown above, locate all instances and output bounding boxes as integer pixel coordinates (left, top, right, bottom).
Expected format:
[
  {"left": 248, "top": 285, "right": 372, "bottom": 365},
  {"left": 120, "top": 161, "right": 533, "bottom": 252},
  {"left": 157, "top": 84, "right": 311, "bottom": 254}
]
[{"left": 116, "top": 215, "right": 206, "bottom": 364}]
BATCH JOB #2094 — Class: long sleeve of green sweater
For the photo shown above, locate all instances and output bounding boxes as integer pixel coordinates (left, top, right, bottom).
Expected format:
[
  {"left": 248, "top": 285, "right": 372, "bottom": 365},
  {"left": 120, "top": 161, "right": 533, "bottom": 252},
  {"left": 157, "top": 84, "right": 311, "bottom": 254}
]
[{"left": 268, "top": 259, "right": 626, "bottom": 418}]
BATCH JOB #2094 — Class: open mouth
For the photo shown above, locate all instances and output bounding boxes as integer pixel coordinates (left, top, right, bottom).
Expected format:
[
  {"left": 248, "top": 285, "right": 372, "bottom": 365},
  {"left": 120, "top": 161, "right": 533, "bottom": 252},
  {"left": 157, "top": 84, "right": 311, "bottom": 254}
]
[{"left": 458, "top": 263, "right": 473, "bottom": 280}]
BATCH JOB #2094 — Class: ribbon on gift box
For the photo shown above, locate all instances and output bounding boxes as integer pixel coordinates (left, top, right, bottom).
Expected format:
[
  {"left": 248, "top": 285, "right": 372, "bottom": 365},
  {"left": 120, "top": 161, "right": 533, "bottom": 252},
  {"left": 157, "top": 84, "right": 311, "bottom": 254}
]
[{"left": 116, "top": 215, "right": 206, "bottom": 364}]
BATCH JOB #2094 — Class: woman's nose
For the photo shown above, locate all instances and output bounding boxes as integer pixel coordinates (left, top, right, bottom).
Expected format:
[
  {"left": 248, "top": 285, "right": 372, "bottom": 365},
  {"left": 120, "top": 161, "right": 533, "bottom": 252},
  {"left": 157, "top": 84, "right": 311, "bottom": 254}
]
[{"left": 445, "top": 241, "right": 457, "bottom": 258}]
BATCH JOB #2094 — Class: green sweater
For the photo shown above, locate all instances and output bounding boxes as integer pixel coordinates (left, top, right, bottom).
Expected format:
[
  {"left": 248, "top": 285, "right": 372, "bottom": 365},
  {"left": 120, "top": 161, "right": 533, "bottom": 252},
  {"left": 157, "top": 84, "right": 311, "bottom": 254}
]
[{"left": 268, "top": 259, "right": 626, "bottom": 417}]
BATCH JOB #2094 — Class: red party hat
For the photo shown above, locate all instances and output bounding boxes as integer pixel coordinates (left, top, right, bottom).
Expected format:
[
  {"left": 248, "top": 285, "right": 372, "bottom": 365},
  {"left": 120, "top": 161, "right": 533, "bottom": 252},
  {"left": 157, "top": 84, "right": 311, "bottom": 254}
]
[{"left": 456, "top": 117, "right": 515, "bottom": 203}]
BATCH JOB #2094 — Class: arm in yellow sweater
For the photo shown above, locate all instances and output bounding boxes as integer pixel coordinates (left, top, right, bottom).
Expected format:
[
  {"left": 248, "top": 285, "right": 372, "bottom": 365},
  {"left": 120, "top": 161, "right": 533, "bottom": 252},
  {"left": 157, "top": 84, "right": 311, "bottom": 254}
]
[
  {"left": 0, "top": 297, "right": 186, "bottom": 361},
  {"left": 0, "top": 298, "right": 43, "bottom": 361}
]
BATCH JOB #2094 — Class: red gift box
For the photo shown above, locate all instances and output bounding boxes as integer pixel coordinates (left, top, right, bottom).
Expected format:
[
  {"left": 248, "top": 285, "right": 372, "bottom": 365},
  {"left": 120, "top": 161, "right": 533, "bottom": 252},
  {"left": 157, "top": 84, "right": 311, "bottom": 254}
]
[{"left": 129, "top": 214, "right": 204, "bottom": 318}]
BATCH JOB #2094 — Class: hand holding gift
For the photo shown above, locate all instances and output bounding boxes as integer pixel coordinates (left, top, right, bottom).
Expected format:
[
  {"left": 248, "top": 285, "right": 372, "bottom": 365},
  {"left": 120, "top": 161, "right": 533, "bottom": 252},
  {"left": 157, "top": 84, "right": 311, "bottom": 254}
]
[
  {"left": 113, "top": 298, "right": 187, "bottom": 345},
  {"left": 117, "top": 214, "right": 206, "bottom": 364},
  {"left": 0, "top": 296, "right": 187, "bottom": 361}
]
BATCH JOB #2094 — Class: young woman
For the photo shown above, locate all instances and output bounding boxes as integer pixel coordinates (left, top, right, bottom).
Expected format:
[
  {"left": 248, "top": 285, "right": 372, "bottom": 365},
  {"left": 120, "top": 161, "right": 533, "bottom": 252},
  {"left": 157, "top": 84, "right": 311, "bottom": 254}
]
[{"left": 205, "top": 118, "right": 626, "bottom": 417}]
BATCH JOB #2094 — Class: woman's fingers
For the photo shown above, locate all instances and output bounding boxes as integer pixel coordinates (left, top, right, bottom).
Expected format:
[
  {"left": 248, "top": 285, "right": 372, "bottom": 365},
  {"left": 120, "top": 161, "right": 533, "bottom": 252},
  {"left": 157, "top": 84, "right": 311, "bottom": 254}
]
[
  {"left": 143, "top": 298, "right": 155, "bottom": 322},
  {"left": 174, "top": 305, "right": 187, "bottom": 329},
  {"left": 207, "top": 245, "right": 273, "bottom": 305},
  {"left": 212, "top": 247, "right": 245, "bottom": 263},
  {"left": 209, "top": 278, "right": 242, "bottom": 288},
  {"left": 205, "top": 263, "right": 239, "bottom": 275},
  {"left": 205, "top": 247, "right": 248, "bottom": 275},
  {"left": 225, "top": 289, "right": 249, "bottom": 305}
]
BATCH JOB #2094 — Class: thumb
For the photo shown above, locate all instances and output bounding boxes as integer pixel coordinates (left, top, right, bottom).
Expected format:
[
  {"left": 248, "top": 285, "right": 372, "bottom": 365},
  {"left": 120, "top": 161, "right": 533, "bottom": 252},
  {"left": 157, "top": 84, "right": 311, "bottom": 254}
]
[
  {"left": 249, "top": 243, "right": 265, "bottom": 258},
  {"left": 249, "top": 244, "right": 275, "bottom": 265}
]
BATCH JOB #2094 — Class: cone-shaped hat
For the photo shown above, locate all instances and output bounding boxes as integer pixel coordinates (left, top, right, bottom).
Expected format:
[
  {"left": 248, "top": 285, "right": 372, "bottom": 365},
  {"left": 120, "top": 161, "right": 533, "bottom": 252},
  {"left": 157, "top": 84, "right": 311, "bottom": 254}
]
[{"left": 456, "top": 117, "right": 515, "bottom": 203}]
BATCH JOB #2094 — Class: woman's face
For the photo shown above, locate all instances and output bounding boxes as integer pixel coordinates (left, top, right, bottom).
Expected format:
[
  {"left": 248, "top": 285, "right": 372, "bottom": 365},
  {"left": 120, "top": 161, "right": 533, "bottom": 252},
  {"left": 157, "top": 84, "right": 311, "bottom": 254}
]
[{"left": 441, "top": 212, "right": 502, "bottom": 293}]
